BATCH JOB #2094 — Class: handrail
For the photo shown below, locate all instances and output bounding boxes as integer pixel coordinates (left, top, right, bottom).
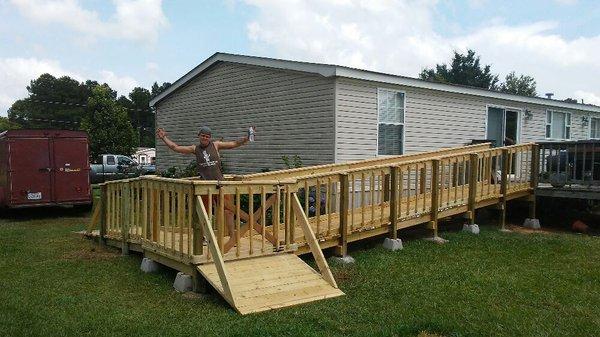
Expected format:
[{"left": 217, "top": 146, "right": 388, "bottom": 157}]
[{"left": 241, "top": 143, "right": 492, "bottom": 180}]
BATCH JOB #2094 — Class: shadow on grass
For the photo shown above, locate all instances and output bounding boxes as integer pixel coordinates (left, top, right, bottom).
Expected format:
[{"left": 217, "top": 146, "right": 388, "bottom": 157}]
[{"left": 0, "top": 205, "right": 92, "bottom": 222}]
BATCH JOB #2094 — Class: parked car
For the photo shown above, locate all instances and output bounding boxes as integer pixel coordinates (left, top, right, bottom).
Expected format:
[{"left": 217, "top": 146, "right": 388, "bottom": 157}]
[
  {"left": 90, "top": 154, "right": 141, "bottom": 184},
  {"left": 0, "top": 130, "right": 92, "bottom": 209}
]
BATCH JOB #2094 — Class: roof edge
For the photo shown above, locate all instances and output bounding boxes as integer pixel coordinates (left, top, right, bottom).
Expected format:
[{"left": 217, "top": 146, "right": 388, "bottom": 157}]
[
  {"left": 149, "top": 52, "right": 336, "bottom": 107},
  {"left": 335, "top": 67, "right": 600, "bottom": 113},
  {"left": 150, "top": 52, "right": 600, "bottom": 113}
]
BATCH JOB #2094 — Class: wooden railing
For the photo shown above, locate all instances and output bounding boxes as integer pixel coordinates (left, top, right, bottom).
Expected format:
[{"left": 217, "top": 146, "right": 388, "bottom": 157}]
[
  {"left": 241, "top": 143, "right": 492, "bottom": 181},
  {"left": 97, "top": 177, "right": 299, "bottom": 263},
  {"left": 538, "top": 140, "right": 600, "bottom": 187},
  {"left": 90, "top": 143, "right": 537, "bottom": 263},
  {"left": 274, "top": 143, "right": 536, "bottom": 254}
]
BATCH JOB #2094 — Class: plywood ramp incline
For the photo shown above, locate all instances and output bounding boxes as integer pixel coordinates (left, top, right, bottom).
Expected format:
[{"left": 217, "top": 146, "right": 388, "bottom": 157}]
[{"left": 197, "top": 254, "right": 344, "bottom": 315}]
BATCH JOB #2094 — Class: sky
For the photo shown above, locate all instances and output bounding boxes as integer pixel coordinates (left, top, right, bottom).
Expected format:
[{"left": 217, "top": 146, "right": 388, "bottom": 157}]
[{"left": 1, "top": 0, "right": 599, "bottom": 116}]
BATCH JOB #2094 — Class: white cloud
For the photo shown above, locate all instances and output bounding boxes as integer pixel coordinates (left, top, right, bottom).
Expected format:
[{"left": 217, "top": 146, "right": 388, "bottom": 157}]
[
  {"left": 99, "top": 70, "right": 139, "bottom": 96},
  {"left": 244, "top": 0, "right": 442, "bottom": 74},
  {"left": 242, "top": 0, "right": 600, "bottom": 105},
  {"left": 0, "top": 57, "right": 140, "bottom": 116},
  {"left": 145, "top": 62, "right": 159, "bottom": 72},
  {"left": 10, "top": 0, "right": 168, "bottom": 44},
  {"left": 574, "top": 91, "right": 600, "bottom": 106}
]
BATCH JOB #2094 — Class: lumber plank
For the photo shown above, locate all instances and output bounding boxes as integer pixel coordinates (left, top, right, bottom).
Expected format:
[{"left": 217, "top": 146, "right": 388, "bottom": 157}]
[
  {"left": 292, "top": 194, "right": 337, "bottom": 288},
  {"left": 195, "top": 196, "right": 235, "bottom": 306}
]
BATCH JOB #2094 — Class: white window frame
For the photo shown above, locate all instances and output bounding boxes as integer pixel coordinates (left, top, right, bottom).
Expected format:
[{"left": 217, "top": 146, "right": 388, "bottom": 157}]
[
  {"left": 589, "top": 116, "right": 600, "bottom": 139},
  {"left": 484, "top": 104, "right": 522, "bottom": 146},
  {"left": 545, "top": 110, "right": 571, "bottom": 140},
  {"left": 376, "top": 88, "right": 406, "bottom": 156}
]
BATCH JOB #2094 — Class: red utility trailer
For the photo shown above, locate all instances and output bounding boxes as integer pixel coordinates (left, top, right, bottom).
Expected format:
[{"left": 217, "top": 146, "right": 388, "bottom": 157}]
[{"left": 0, "top": 129, "right": 92, "bottom": 209}]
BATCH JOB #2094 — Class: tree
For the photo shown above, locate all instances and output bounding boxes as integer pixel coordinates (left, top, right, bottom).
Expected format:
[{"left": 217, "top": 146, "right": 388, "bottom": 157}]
[
  {"left": 150, "top": 81, "right": 172, "bottom": 99},
  {"left": 7, "top": 74, "right": 93, "bottom": 130},
  {"left": 500, "top": 71, "right": 537, "bottom": 97},
  {"left": 420, "top": 49, "right": 500, "bottom": 90},
  {"left": 0, "top": 116, "right": 21, "bottom": 131},
  {"left": 81, "top": 86, "right": 138, "bottom": 158},
  {"left": 117, "top": 87, "right": 155, "bottom": 148}
]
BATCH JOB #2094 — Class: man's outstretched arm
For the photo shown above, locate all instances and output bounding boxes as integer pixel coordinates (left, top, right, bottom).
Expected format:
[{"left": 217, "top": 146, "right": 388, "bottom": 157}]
[
  {"left": 216, "top": 127, "right": 254, "bottom": 150},
  {"left": 156, "top": 128, "right": 195, "bottom": 154},
  {"left": 216, "top": 136, "right": 249, "bottom": 150}
]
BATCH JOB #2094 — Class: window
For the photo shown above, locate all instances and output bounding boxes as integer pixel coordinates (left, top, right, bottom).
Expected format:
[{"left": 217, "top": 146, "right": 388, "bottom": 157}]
[
  {"left": 106, "top": 155, "right": 115, "bottom": 165},
  {"left": 377, "top": 89, "right": 405, "bottom": 155},
  {"left": 591, "top": 117, "right": 600, "bottom": 139},
  {"left": 118, "top": 156, "right": 135, "bottom": 166},
  {"left": 545, "top": 110, "right": 571, "bottom": 139}
]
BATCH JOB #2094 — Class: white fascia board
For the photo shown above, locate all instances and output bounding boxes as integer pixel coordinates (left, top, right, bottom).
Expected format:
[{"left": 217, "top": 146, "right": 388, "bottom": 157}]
[{"left": 334, "top": 67, "right": 600, "bottom": 113}]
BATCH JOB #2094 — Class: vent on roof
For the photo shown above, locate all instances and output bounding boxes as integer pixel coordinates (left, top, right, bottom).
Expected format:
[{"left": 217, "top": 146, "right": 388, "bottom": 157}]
[{"left": 545, "top": 93, "right": 554, "bottom": 99}]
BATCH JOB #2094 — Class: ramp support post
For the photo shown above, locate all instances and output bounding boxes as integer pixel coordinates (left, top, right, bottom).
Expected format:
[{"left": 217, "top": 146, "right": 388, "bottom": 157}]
[
  {"left": 335, "top": 173, "right": 349, "bottom": 257},
  {"left": 500, "top": 149, "right": 509, "bottom": 230},
  {"left": 468, "top": 154, "right": 479, "bottom": 226},
  {"left": 390, "top": 167, "right": 399, "bottom": 239},
  {"left": 99, "top": 184, "right": 107, "bottom": 246}
]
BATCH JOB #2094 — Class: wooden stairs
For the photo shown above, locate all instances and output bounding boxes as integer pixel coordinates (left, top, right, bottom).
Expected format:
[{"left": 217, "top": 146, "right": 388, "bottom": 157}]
[{"left": 195, "top": 194, "right": 344, "bottom": 314}]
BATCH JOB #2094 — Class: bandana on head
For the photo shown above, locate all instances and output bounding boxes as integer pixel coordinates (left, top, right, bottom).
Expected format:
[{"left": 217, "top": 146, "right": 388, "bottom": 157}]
[{"left": 198, "top": 126, "right": 212, "bottom": 136}]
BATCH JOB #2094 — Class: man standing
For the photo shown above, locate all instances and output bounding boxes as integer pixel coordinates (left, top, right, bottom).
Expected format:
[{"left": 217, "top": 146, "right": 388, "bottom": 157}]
[
  {"left": 156, "top": 126, "right": 250, "bottom": 179},
  {"left": 156, "top": 126, "right": 252, "bottom": 248}
]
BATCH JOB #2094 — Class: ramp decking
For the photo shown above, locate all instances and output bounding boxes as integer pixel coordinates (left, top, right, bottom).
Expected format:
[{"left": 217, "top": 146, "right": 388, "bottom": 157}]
[{"left": 198, "top": 254, "right": 344, "bottom": 314}]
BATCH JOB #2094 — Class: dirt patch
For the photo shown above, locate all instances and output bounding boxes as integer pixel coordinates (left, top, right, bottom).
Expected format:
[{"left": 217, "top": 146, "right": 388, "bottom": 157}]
[
  {"left": 181, "top": 292, "right": 209, "bottom": 300},
  {"left": 61, "top": 245, "right": 120, "bottom": 261},
  {"left": 506, "top": 224, "right": 558, "bottom": 235},
  {"left": 332, "top": 266, "right": 356, "bottom": 282}
]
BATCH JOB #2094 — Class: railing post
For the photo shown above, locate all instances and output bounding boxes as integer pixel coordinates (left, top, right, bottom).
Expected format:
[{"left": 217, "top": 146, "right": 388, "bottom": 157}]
[
  {"left": 335, "top": 173, "right": 349, "bottom": 257},
  {"left": 468, "top": 154, "right": 479, "bottom": 226},
  {"left": 419, "top": 166, "right": 427, "bottom": 194},
  {"left": 99, "top": 184, "right": 107, "bottom": 246},
  {"left": 500, "top": 149, "right": 509, "bottom": 230},
  {"left": 389, "top": 167, "right": 398, "bottom": 239},
  {"left": 430, "top": 159, "right": 440, "bottom": 237},
  {"left": 121, "top": 183, "right": 130, "bottom": 255},
  {"left": 529, "top": 144, "right": 540, "bottom": 219},
  {"left": 273, "top": 185, "right": 281, "bottom": 251},
  {"left": 192, "top": 189, "right": 203, "bottom": 256},
  {"left": 151, "top": 183, "right": 159, "bottom": 241},
  {"left": 217, "top": 186, "right": 225, "bottom": 253}
]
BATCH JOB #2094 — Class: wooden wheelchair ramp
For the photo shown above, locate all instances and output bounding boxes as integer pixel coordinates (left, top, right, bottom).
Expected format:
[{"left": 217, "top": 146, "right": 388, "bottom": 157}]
[
  {"left": 197, "top": 254, "right": 344, "bottom": 315},
  {"left": 195, "top": 194, "right": 343, "bottom": 315}
]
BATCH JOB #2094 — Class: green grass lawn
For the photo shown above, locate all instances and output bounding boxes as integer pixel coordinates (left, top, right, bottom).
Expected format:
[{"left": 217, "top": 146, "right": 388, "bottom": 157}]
[{"left": 1, "top": 209, "right": 599, "bottom": 337}]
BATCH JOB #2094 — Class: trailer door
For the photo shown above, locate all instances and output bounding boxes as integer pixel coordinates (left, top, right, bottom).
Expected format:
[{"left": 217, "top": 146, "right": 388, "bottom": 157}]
[
  {"left": 52, "top": 137, "right": 91, "bottom": 203},
  {"left": 8, "top": 138, "right": 53, "bottom": 205}
]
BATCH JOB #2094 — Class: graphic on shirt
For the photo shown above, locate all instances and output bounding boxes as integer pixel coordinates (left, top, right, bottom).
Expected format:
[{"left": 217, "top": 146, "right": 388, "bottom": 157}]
[{"left": 200, "top": 149, "right": 218, "bottom": 167}]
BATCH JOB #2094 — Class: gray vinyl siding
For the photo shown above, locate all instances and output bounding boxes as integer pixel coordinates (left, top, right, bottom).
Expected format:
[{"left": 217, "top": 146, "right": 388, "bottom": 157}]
[
  {"left": 335, "top": 77, "right": 596, "bottom": 163},
  {"left": 155, "top": 62, "right": 335, "bottom": 174}
]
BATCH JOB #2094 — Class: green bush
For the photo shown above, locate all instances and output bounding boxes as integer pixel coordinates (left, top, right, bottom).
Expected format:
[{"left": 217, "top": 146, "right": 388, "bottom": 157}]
[
  {"left": 158, "top": 160, "right": 198, "bottom": 178},
  {"left": 282, "top": 155, "right": 302, "bottom": 169}
]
